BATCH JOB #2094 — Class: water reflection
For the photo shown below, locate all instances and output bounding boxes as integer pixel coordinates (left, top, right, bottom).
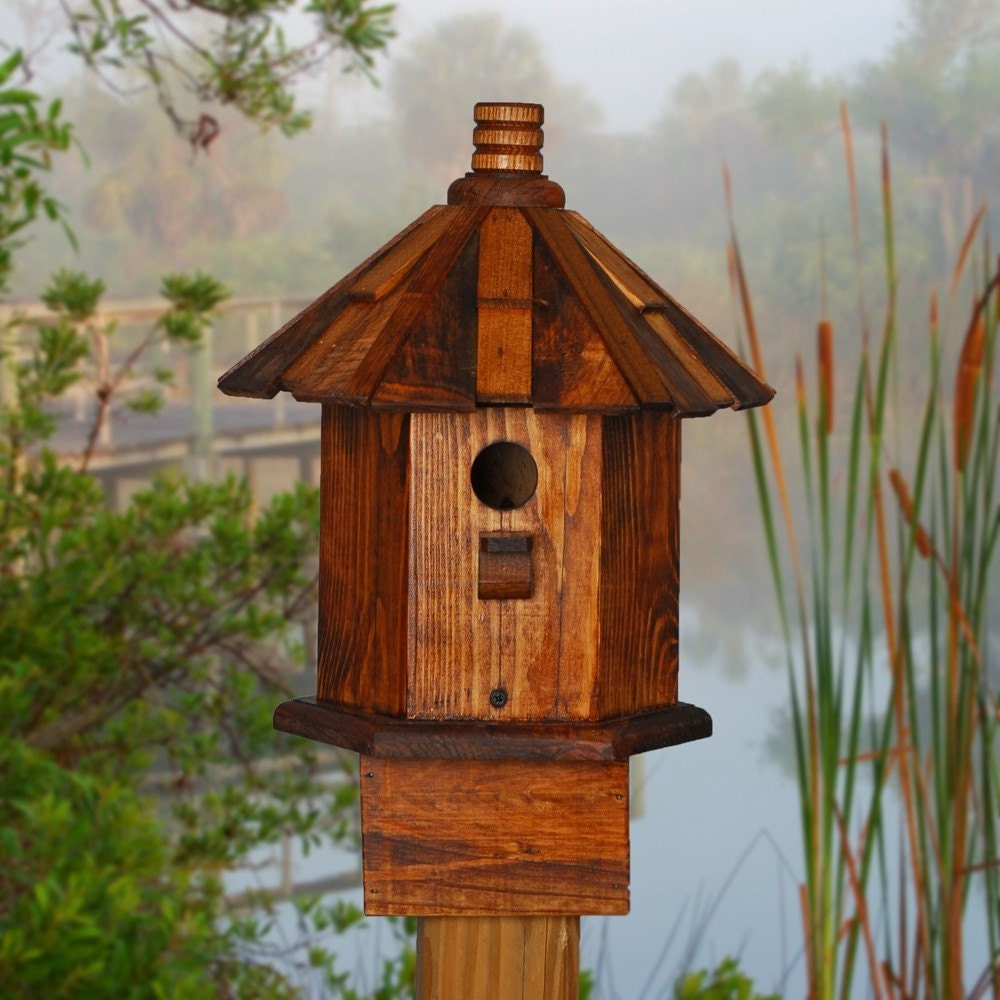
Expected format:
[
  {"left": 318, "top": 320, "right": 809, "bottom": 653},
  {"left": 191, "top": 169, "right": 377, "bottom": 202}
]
[{"left": 582, "top": 635, "right": 804, "bottom": 998}]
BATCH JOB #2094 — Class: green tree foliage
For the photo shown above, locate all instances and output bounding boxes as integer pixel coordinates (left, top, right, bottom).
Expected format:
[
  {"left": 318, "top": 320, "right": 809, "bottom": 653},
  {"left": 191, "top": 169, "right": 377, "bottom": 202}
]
[
  {"left": 62, "top": 0, "right": 395, "bottom": 143},
  {"left": 0, "top": 267, "right": 342, "bottom": 995},
  {"left": 0, "top": 67, "right": 414, "bottom": 998},
  {"left": 856, "top": 0, "right": 1000, "bottom": 157},
  {"left": 0, "top": 51, "right": 74, "bottom": 296},
  {"left": 73, "top": 88, "right": 299, "bottom": 293},
  {"left": 83, "top": 110, "right": 285, "bottom": 254},
  {"left": 673, "top": 957, "right": 780, "bottom": 1000},
  {"left": 853, "top": 0, "right": 1000, "bottom": 256},
  {"left": 11, "top": 3, "right": 996, "bottom": 631}
]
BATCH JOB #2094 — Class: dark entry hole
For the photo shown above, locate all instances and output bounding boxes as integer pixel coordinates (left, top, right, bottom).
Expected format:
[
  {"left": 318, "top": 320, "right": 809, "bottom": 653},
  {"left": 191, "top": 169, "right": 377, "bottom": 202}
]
[{"left": 471, "top": 441, "right": 538, "bottom": 510}]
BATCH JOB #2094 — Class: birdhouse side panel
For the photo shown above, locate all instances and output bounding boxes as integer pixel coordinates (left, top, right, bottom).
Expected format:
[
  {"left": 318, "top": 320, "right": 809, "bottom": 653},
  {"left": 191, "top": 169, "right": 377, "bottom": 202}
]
[
  {"left": 596, "top": 412, "right": 680, "bottom": 717},
  {"left": 316, "top": 405, "right": 409, "bottom": 715},
  {"left": 407, "top": 410, "right": 601, "bottom": 721}
]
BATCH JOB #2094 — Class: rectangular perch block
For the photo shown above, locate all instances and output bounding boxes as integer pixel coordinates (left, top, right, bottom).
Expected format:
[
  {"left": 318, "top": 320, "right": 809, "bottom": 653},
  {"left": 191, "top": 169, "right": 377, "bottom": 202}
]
[{"left": 360, "top": 757, "right": 630, "bottom": 915}]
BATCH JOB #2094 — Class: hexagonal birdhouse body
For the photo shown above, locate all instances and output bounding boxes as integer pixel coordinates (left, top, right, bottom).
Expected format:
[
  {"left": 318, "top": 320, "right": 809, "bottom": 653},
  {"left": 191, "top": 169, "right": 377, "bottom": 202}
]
[
  {"left": 219, "top": 103, "right": 773, "bottom": 918},
  {"left": 318, "top": 406, "right": 681, "bottom": 726}
]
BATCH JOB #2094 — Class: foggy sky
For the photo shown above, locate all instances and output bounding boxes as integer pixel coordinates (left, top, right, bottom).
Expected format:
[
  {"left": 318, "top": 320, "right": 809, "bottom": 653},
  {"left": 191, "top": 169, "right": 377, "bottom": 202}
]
[{"left": 354, "top": 0, "right": 908, "bottom": 131}]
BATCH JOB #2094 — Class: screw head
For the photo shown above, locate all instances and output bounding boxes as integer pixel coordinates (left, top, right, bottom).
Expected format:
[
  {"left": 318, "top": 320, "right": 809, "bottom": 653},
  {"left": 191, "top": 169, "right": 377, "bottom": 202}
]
[{"left": 489, "top": 688, "right": 508, "bottom": 709}]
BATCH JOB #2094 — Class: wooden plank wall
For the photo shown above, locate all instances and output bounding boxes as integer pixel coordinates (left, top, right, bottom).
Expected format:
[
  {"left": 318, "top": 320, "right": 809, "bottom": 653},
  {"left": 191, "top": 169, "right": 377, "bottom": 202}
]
[
  {"left": 408, "top": 410, "right": 601, "bottom": 721},
  {"left": 597, "top": 411, "right": 680, "bottom": 716},
  {"left": 317, "top": 405, "right": 410, "bottom": 713}
]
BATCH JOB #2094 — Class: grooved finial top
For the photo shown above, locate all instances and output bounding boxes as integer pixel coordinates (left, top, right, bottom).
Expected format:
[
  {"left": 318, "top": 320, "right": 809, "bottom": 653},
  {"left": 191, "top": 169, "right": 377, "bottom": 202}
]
[{"left": 471, "top": 102, "right": 545, "bottom": 174}]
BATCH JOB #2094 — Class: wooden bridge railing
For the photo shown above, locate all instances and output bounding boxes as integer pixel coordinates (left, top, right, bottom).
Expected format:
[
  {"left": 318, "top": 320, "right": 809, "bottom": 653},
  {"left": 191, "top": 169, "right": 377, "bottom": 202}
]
[{"left": 1, "top": 294, "right": 322, "bottom": 495}]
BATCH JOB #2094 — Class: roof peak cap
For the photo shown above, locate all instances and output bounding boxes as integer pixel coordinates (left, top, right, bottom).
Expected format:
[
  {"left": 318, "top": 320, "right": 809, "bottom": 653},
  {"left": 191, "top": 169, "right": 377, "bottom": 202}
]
[
  {"left": 471, "top": 102, "right": 545, "bottom": 175},
  {"left": 447, "top": 101, "right": 565, "bottom": 208}
]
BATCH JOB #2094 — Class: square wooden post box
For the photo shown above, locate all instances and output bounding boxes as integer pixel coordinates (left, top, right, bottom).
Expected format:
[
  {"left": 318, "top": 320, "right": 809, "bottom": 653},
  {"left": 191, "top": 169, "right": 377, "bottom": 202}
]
[{"left": 218, "top": 102, "right": 774, "bottom": 919}]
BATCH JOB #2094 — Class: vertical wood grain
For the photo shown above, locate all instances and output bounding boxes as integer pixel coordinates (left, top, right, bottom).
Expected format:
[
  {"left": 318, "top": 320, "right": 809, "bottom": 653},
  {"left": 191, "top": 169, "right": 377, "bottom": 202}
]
[
  {"left": 317, "top": 405, "right": 409, "bottom": 714},
  {"left": 373, "top": 227, "right": 480, "bottom": 409},
  {"left": 597, "top": 411, "right": 680, "bottom": 716},
  {"left": 476, "top": 207, "right": 533, "bottom": 404},
  {"left": 416, "top": 916, "right": 579, "bottom": 1000},
  {"left": 527, "top": 207, "right": 671, "bottom": 406},
  {"left": 345, "top": 205, "right": 486, "bottom": 403},
  {"left": 530, "top": 234, "right": 636, "bottom": 410},
  {"left": 408, "top": 410, "right": 601, "bottom": 721}
]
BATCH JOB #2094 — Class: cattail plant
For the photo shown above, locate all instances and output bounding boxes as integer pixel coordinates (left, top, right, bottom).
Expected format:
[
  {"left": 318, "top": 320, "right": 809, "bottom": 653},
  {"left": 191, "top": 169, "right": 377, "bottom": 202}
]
[{"left": 734, "top": 108, "right": 999, "bottom": 999}]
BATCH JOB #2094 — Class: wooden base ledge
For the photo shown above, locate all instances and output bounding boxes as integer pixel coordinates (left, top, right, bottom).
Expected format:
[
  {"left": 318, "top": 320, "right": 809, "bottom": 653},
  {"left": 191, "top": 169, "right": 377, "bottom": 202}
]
[{"left": 273, "top": 697, "right": 711, "bottom": 761}]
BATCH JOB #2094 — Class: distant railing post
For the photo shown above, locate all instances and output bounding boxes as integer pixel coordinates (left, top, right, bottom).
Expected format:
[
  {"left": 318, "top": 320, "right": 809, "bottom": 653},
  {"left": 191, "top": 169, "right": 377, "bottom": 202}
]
[
  {"left": 244, "top": 310, "right": 259, "bottom": 355},
  {"left": 190, "top": 321, "right": 215, "bottom": 481},
  {"left": 0, "top": 315, "right": 14, "bottom": 413}
]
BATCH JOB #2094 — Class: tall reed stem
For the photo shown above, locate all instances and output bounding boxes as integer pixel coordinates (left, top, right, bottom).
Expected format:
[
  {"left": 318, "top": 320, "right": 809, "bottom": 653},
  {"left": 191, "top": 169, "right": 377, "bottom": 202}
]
[{"left": 733, "top": 118, "right": 1000, "bottom": 999}]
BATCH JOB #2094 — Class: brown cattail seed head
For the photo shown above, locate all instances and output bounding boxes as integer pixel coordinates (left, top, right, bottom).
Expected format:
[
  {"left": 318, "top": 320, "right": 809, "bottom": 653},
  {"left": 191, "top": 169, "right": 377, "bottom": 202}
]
[
  {"left": 954, "top": 311, "right": 985, "bottom": 472},
  {"left": 817, "top": 319, "right": 835, "bottom": 435},
  {"left": 889, "top": 468, "right": 933, "bottom": 559}
]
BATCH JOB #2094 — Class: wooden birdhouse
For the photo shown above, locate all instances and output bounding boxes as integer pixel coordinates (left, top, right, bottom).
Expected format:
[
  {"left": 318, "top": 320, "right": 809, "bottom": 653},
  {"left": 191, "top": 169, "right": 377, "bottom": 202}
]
[{"left": 219, "top": 104, "right": 773, "bottom": 922}]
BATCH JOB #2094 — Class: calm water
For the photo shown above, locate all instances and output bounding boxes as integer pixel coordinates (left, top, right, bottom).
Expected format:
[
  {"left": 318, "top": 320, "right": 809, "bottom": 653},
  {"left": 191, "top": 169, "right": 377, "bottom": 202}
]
[{"left": 582, "top": 640, "right": 803, "bottom": 998}]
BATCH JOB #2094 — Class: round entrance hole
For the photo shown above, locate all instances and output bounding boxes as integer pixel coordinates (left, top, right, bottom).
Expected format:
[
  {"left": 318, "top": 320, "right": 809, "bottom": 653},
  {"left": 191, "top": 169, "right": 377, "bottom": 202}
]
[{"left": 470, "top": 441, "right": 538, "bottom": 510}]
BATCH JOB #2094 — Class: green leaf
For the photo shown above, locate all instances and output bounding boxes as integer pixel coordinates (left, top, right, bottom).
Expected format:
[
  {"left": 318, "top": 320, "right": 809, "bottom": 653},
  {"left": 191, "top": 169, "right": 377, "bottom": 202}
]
[{"left": 40, "top": 270, "right": 105, "bottom": 320}]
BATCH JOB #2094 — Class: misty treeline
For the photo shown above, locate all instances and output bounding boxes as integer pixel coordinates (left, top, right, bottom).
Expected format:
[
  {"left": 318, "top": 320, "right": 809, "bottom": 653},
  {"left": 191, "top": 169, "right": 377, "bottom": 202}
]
[
  {"left": 11, "top": 3, "right": 998, "bottom": 327},
  {"left": 9, "top": 0, "right": 999, "bottom": 629}
]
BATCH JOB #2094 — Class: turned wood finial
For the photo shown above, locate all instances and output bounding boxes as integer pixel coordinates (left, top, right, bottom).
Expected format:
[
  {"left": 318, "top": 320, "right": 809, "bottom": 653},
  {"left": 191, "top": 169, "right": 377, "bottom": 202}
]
[
  {"left": 471, "top": 102, "right": 545, "bottom": 174},
  {"left": 447, "top": 102, "right": 564, "bottom": 207}
]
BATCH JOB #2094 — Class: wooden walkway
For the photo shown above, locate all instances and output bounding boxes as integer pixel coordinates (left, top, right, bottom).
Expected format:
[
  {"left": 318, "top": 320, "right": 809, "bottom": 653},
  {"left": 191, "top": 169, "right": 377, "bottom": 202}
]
[{"left": 2, "top": 295, "right": 325, "bottom": 503}]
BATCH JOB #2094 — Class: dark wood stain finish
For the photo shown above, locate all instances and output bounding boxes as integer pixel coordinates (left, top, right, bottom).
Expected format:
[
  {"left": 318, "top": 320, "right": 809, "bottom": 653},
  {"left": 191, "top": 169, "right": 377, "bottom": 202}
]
[
  {"left": 273, "top": 697, "right": 712, "bottom": 761},
  {"left": 345, "top": 206, "right": 486, "bottom": 404},
  {"left": 597, "top": 411, "right": 680, "bottom": 716},
  {"left": 475, "top": 207, "right": 534, "bottom": 404},
  {"left": 478, "top": 534, "right": 533, "bottom": 600},
  {"left": 218, "top": 203, "right": 773, "bottom": 415},
  {"left": 525, "top": 207, "right": 672, "bottom": 406},
  {"left": 317, "top": 405, "right": 409, "bottom": 714},
  {"left": 220, "top": 101, "right": 773, "bottom": 930},
  {"left": 530, "top": 235, "right": 636, "bottom": 411},
  {"left": 374, "top": 227, "right": 481, "bottom": 409},
  {"left": 407, "top": 410, "right": 602, "bottom": 723},
  {"left": 217, "top": 207, "right": 448, "bottom": 399},
  {"left": 312, "top": 407, "right": 686, "bottom": 725}
]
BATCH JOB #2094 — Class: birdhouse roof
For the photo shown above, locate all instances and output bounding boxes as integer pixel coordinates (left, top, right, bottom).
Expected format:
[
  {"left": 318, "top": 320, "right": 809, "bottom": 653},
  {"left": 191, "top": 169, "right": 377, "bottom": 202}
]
[{"left": 218, "top": 104, "right": 773, "bottom": 417}]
